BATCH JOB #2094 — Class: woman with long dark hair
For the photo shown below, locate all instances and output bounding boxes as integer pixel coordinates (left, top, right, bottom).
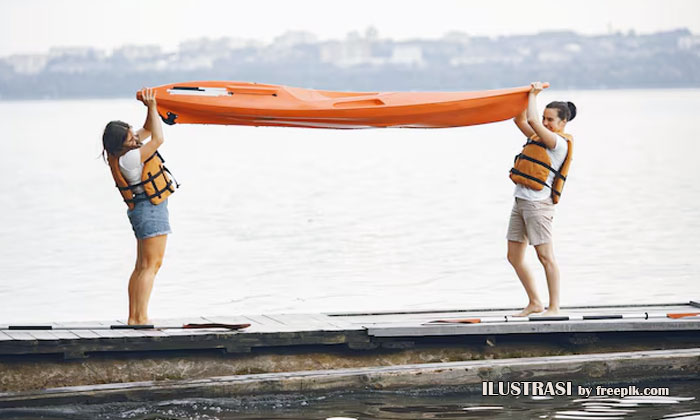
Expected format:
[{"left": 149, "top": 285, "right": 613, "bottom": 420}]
[
  {"left": 102, "top": 88, "right": 176, "bottom": 325},
  {"left": 507, "top": 81, "right": 577, "bottom": 317}
]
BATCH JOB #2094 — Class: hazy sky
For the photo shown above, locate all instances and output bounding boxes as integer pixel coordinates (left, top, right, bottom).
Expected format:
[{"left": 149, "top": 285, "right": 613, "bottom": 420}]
[{"left": 3, "top": 0, "right": 700, "bottom": 56}]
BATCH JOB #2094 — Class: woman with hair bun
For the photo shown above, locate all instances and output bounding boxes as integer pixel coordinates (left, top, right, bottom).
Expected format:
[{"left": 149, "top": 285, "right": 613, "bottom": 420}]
[
  {"left": 102, "top": 88, "right": 177, "bottom": 325},
  {"left": 507, "top": 81, "right": 577, "bottom": 317}
]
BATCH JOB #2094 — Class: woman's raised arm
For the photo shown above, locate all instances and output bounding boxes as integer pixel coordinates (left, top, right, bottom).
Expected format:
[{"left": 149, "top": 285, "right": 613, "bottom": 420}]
[
  {"left": 137, "top": 88, "right": 164, "bottom": 162},
  {"left": 525, "top": 81, "right": 557, "bottom": 149},
  {"left": 514, "top": 108, "right": 536, "bottom": 138}
]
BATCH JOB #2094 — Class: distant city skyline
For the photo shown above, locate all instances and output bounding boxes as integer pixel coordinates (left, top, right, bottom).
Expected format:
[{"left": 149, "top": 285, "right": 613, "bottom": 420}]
[
  {"left": 3, "top": 29, "right": 698, "bottom": 100},
  {"left": 3, "top": 0, "right": 700, "bottom": 57}
]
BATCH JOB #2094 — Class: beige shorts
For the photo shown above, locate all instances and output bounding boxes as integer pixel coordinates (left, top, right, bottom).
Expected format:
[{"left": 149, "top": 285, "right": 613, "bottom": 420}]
[{"left": 506, "top": 198, "right": 555, "bottom": 246}]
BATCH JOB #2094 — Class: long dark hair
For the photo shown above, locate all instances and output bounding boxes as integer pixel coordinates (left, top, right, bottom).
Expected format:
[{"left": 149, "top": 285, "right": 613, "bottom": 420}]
[
  {"left": 546, "top": 101, "right": 577, "bottom": 122},
  {"left": 102, "top": 120, "right": 130, "bottom": 162}
]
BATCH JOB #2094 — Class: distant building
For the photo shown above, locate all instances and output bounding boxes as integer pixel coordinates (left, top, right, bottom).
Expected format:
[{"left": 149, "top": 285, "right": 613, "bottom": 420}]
[
  {"left": 273, "top": 31, "right": 318, "bottom": 48},
  {"left": 113, "top": 45, "right": 162, "bottom": 61},
  {"left": 48, "top": 46, "right": 101, "bottom": 58},
  {"left": 175, "top": 37, "right": 260, "bottom": 70},
  {"left": 442, "top": 31, "right": 471, "bottom": 44},
  {"left": 45, "top": 47, "right": 107, "bottom": 74},
  {"left": 320, "top": 31, "right": 383, "bottom": 67},
  {"left": 678, "top": 35, "right": 700, "bottom": 50},
  {"left": 390, "top": 44, "right": 424, "bottom": 66},
  {"left": 4, "top": 55, "right": 48, "bottom": 74},
  {"left": 179, "top": 37, "right": 257, "bottom": 53}
]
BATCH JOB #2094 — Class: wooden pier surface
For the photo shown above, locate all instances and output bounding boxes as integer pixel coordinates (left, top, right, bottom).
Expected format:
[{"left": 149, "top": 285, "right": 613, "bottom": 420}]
[{"left": 1, "top": 301, "right": 698, "bottom": 359}]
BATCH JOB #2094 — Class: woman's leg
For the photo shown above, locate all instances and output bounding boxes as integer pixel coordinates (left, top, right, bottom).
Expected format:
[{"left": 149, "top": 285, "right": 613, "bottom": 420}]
[
  {"left": 128, "top": 234, "right": 168, "bottom": 325},
  {"left": 508, "top": 240, "right": 544, "bottom": 316},
  {"left": 534, "top": 242, "right": 560, "bottom": 316}
]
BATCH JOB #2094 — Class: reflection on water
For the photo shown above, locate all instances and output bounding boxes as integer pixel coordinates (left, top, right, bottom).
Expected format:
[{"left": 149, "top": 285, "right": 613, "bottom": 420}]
[{"left": 1, "top": 380, "right": 698, "bottom": 420}]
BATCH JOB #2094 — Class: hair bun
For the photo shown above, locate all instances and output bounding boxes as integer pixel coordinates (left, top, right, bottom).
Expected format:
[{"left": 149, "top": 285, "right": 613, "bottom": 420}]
[{"left": 567, "top": 101, "right": 577, "bottom": 121}]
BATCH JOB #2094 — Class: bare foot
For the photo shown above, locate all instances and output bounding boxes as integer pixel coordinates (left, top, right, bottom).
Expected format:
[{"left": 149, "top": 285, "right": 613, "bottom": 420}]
[
  {"left": 540, "top": 309, "right": 561, "bottom": 317},
  {"left": 513, "top": 303, "right": 545, "bottom": 317},
  {"left": 127, "top": 318, "right": 153, "bottom": 326}
]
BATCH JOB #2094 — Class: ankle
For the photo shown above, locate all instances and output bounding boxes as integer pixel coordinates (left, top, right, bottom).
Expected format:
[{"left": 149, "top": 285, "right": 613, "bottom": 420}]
[{"left": 128, "top": 317, "right": 149, "bottom": 325}]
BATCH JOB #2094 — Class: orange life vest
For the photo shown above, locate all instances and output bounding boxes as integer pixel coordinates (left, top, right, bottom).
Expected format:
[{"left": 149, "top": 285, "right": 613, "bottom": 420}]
[
  {"left": 107, "top": 151, "right": 177, "bottom": 210},
  {"left": 509, "top": 133, "right": 573, "bottom": 204}
]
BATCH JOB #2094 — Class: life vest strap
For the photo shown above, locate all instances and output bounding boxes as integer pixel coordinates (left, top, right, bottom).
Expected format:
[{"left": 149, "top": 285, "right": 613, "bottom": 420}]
[
  {"left": 122, "top": 180, "right": 174, "bottom": 205},
  {"left": 523, "top": 139, "right": 548, "bottom": 149},
  {"left": 162, "top": 165, "right": 180, "bottom": 188},
  {"left": 515, "top": 154, "right": 567, "bottom": 181},
  {"left": 510, "top": 168, "right": 562, "bottom": 196},
  {"left": 511, "top": 168, "right": 550, "bottom": 188},
  {"left": 143, "top": 179, "right": 174, "bottom": 200},
  {"left": 143, "top": 150, "right": 164, "bottom": 165},
  {"left": 123, "top": 194, "right": 149, "bottom": 205},
  {"left": 116, "top": 167, "right": 167, "bottom": 191}
]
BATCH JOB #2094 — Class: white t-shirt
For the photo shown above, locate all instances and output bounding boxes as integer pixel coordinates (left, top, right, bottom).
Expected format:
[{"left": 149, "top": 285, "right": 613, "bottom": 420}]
[
  {"left": 514, "top": 134, "right": 568, "bottom": 202},
  {"left": 118, "top": 149, "right": 145, "bottom": 194}
]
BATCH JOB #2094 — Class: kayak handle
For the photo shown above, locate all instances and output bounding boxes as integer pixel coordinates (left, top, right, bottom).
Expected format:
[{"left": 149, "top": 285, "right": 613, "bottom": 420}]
[{"left": 334, "top": 98, "right": 386, "bottom": 108}]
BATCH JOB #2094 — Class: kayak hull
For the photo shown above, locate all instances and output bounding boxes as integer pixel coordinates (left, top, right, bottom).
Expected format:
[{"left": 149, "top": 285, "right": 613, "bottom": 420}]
[{"left": 138, "top": 81, "right": 537, "bottom": 129}]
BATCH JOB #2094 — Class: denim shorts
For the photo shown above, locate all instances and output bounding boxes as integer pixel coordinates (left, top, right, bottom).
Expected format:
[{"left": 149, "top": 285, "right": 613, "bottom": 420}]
[{"left": 127, "top": 193, "right": 172, "bottom": 239}]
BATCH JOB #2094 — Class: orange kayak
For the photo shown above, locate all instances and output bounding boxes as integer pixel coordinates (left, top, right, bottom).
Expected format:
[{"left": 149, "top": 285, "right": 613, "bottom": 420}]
[{"left": 137, "top": 81, "right": 545, "bottom": 129}]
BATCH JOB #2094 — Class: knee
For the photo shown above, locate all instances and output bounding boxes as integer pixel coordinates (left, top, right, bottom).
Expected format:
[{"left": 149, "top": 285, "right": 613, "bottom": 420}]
[
  {"left": 136, "top": 258, "right": 163, "bottom": 274},
  {"left": 507, "top": 251, "right": 522, "bottom": 267},
  {"left": 536, "top": 251, "right": 555, "bottom": 267}
]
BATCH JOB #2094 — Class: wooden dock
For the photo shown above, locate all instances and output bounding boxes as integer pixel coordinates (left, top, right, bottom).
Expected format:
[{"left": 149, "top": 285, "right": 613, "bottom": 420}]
[
  {"left": 1, "top": 301, "right": 699, "bottom": 360},
  {"left": 1, "top": 301, "right": 699, "bottom": 396}
]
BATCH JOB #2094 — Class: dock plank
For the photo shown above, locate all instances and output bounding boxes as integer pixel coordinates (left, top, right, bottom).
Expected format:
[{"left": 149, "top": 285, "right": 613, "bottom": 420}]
[
  {"left": 368, "top": 318, "right": 700, "bottom": 337},
  {"left": 238, "top": 315, "right": 301, "bottom": 333},
  {"left": 259, "top": 314, "right": 287, "bottom": 326},
  {"left": 85, "top": 319, "right": 141, "bottom": 339},
  {"left": 51, "top": 320, "right": 126, "bottom": 339},
  {"left": 3, "top": 331, "right": 38, "bottom": 341},
  {"left": 262, "top": 314, "right": 324, "bottom": 331},
  {"left": 26, "top": 331, "right": 59, "bottom": 341},
  {"left": 48, "top": 330, "right": 82, "bottom": 340},
  {"left": 49, "top": 321, "right": 103, "bottom": 338},
  {"left": 68, "top": 330, "right": 101, "bottom": 339},
  {"left": 269, "top": 313, "right": 353, "bottom": 332},
  {"left": 312, "top": 313, "right": 360, "bottom": 330}
]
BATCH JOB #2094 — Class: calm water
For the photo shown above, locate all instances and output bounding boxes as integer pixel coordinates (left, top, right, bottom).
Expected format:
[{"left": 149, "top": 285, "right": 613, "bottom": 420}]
[
  {"left": 1, "top": 380, "right": 698, "bottom": 419},
  {"left": 0, "top": 89, "right": 699, "bottom": 323}
]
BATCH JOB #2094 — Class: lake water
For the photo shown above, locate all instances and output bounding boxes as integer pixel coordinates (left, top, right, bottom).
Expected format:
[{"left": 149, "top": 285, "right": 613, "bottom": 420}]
[
  {"left": 1, "top": 380, "right": 698, "bottom": 419},
  {"left": 0, "top": 89, "right": 699, "bottom": 323}
]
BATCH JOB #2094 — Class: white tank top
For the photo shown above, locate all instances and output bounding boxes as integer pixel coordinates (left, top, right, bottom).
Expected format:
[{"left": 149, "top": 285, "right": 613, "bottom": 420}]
[{"left": 118, "top": 149, "right": 145, "bottom": 194}]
